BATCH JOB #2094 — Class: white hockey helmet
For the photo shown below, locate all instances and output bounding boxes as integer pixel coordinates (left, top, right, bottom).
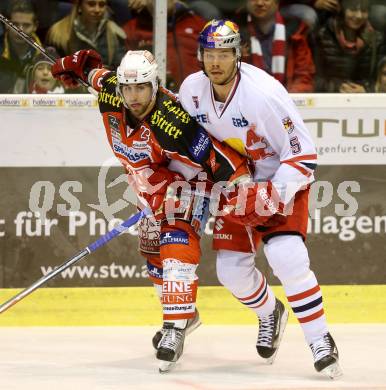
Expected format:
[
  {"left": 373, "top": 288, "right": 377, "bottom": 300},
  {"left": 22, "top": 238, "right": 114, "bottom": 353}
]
[{"left": 116, "top": 50, "right": 159, "bottom": 103}]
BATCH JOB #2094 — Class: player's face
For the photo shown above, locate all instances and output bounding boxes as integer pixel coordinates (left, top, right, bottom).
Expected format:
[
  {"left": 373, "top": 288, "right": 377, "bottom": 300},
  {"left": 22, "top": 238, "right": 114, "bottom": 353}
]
[
  {"left": 344, "top": 7, "right": 368, "bottom": 30},
  {"left": 80, "top": 0, "right": 107, "bottom": 25},
  {"left": 121, "top": 83, "right": 153, "bottom": 118},
  {"left": 247, "top": 0, "right": 278, "bottom": 20},
  {"left": 9, "top": 12, "right": 37, "bottom": 43},
  {"left": 34, "top": 63, "right": 56, "bottom": 91},
  {"left": 203, "top": 48, "right": 237, "bottom": 85}
]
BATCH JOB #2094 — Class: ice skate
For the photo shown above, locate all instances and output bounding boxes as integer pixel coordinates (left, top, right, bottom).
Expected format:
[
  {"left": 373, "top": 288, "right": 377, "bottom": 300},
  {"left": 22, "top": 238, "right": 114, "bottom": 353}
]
[
  {"left": 152, "top": 309, "right": 201, "bottom": 350},
  {"left": 310, "top": 332, "right": 342, "bottom": 379},
  {"left": 157, "top": 322, "right": 187, "bottom": 373},
  {"left": 256, "top": 299, "right": 288, "bottom": 364}
]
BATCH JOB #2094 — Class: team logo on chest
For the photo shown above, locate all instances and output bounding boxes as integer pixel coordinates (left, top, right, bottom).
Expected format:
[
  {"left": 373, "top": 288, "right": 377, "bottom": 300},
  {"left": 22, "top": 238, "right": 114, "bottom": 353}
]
[
  {"left": 245, "top": 125, "right": 275, "bottom": 161},
  {"left": 282, "top": 116, "right": 295, "bottom": 134}
]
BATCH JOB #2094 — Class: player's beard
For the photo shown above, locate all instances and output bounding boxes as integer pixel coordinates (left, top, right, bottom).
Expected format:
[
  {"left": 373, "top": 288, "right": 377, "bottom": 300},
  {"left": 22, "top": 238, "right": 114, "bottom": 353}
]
[
  {"left": 128, "top": 96, "right": 156, "bottom": 120},
  {"left": 209, "top": 62, "right": 238, "bottom": 86},
  {"left": 128, "top": 103, "right": 146, "bottom": 118}
]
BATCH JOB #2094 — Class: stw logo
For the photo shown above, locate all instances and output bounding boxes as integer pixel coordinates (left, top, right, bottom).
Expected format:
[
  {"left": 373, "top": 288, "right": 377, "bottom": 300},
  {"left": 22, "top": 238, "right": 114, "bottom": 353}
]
[{"left": 245, "top": 125, "right": 275, "bottom": 161}]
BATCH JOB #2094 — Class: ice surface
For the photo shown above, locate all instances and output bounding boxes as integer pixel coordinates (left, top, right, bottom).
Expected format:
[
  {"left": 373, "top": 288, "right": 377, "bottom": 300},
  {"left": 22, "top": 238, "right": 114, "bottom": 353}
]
[{"left": 0, "top": 324, "right": 385, "bottom": 390}]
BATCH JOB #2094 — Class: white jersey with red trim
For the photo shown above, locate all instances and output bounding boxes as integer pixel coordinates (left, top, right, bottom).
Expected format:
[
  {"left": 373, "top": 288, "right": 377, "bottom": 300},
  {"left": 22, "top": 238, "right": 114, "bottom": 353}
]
[{"left": 179, "top": 62, "right": 317, "bottom": 204}]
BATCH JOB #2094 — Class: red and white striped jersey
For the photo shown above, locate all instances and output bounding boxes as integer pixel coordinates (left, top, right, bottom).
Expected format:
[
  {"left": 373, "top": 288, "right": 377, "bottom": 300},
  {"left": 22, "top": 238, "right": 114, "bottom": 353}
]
[{"left": 179, "top": 62, "right": 317, "bottom": 203}]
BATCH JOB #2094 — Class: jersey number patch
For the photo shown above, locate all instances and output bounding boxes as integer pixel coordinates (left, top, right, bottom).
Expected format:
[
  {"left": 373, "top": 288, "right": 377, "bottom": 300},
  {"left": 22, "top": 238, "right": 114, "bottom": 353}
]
[{"left": 290, "top": 136, "right": 301, "bottom": 155}]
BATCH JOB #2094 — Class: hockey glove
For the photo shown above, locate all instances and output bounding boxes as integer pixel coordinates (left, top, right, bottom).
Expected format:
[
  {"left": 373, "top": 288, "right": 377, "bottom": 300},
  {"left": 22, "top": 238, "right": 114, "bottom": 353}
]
[
  {"left": 51, "top": 49, "right": 102, "bottom": 88},
  {"left": 225, "top": 181, "right": 284, "bottom": 227},
  {"left": 139, "top": 167, "right": 185, "bottom": 219}
]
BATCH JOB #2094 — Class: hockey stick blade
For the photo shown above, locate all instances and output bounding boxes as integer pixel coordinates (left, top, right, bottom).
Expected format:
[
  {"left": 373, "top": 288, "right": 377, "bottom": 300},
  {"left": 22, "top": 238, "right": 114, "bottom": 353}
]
[{"left": 0, "top": 208, "right": 150, "bottom": 314}]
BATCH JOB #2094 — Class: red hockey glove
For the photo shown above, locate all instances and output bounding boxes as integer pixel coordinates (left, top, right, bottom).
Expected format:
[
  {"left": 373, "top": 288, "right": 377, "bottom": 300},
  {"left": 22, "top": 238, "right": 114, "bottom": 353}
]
[
  {"left": 140, "top": 167, "right": 184, "bottom": 218},
  {"left": 51, "top": 49, "right": 102, "bottom": 88},
  {"left": 225, "top": 181, "right": 284, "bottom": 227}
]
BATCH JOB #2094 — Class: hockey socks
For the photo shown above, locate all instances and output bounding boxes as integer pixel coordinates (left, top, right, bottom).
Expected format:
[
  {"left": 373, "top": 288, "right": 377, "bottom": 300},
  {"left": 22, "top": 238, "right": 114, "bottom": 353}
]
[
  {"left": 216, "top": 250, "right": 276, "bottom": 317},
  {"left": 284, "top": 273, "right": 328, "bottom": 344},
  {"left": 161, "top": 259, "right": 198, "bottom": 321},
  {"left": 234, "top": 269, "right": 276, "bottom": 317}
]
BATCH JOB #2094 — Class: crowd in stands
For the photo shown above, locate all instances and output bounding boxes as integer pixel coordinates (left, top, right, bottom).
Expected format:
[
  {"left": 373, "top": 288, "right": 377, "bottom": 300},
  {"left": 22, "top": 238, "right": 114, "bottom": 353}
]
[{"left": 0, "top": 0, "right": 385, "bottom": 94}]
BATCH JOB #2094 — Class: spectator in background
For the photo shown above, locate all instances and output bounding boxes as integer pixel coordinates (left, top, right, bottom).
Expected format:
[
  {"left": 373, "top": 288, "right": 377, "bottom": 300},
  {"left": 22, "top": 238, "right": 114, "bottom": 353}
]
[
  {"left": 315, "top": 0, "right": 384, "bottom": 92},
  {"left": 205, "top": 0, "right": 245, "bottom": 19},
  {"left": 186, "top": 0, "right": 222, "bottom": 20},
  {"left": 0, "top": 1, "right": 76, "bottom": 43},
  {"left": 235, "top": 0, "right": 315, "bottom": 92},
  {"left": 279, "top": 0, "right": 340, "bottom": 30},
  {"left": 25, "top": 47, "right": 65, "bottom": 93},
  {"left": 0, "top": 0, "right": 41, "bottom": 93},
  {"left": 124, "top": 0, "right": 206, "bottom": 90},
  {"left": 374, "top": 57, "right": 386, "bottom": 92},
  {"left": 46, "top": 0, "right": 126, "bottom": 68},
  {"left": 369, "top": 0, "right": 386, "bottom": 34}
]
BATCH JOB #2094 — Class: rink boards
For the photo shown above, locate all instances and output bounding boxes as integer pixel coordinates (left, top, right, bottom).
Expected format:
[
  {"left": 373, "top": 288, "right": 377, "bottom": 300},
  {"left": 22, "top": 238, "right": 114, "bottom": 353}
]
[
  {"left": 0, "top": 94, "right": 385, "bottom": 325},
  {"left": 0, "top": 285, "right": 385, "bottom": 326}
]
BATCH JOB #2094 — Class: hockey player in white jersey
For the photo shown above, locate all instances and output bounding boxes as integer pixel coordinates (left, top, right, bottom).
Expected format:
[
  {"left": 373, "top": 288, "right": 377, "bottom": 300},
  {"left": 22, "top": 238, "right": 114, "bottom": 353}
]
[{"left": 179, "top": 19, "right": 342, "bottom": 379}]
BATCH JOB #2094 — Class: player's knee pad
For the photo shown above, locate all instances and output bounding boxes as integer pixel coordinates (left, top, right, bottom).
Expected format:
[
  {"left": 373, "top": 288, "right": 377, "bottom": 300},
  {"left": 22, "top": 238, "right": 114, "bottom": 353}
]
[
  {"left": 162, "top": 258, "right": 198, "bottom": 283},
  {"left": 216, "top": 249, "right": 257, "bottom": 292},
  {"left": 160, "top": 223, "right": 201, "bottom": 265},
  {"left": 162, "top": 258, "right": 198, "bottom": 319},
  {"left": 264, "top": 235, "right": 310, "bottom": 283}
]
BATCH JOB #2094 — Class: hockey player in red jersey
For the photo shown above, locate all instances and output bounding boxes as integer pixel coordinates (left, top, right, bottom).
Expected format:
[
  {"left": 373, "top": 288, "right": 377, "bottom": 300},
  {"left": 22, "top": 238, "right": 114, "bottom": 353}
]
[
  {"left": 51, "top": 49, "right": 251, "bottom": 373},
  {"left": 179, "top": 19, "right": 342, "bottom": 378}
]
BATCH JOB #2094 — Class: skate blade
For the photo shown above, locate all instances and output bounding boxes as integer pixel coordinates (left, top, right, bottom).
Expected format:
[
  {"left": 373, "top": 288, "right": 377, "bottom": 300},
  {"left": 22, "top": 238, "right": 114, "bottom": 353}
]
[
  {"left": 158, "top": 360, "right": 176, "bottom": 374},
  {"left": 265, "top": 309, "right": 289, "bottom": 365},
  {"left": 320, "top": 362, "right": 343, "bottom": 379}
]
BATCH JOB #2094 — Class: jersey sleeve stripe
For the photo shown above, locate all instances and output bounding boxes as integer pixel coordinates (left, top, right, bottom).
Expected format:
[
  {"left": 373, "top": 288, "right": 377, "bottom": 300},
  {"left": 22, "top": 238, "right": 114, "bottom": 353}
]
[
  {"left": 281, "top": 154, "right": 317, "bottom": 164},
  {"left": 300, "top": 162, "right": 317, "bottom": 170},
  {"left": 89, "top": 68, "right": 110, "bottom": 90},
  {"left": 284, "top": 161, "right": 312, "bottom": 177}
]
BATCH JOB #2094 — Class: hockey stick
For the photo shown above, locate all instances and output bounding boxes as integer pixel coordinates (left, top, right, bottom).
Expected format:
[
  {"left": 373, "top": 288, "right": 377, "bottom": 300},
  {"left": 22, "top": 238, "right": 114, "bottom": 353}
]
[
  {"left": 0, "top": 208, "right": 150, "bottom": 314},
  {"left": 0, "top": 13, "right": 97, "bottom": 95}
]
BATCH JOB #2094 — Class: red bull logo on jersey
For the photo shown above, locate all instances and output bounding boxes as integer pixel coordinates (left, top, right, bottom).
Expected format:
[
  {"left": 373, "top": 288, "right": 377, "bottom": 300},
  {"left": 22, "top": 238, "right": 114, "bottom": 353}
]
[{"left": 246, "top": 126, "right": 276, "bottom": 161}]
